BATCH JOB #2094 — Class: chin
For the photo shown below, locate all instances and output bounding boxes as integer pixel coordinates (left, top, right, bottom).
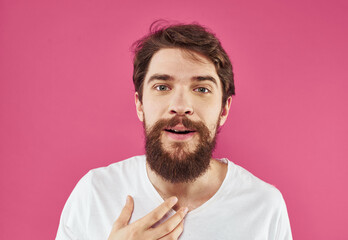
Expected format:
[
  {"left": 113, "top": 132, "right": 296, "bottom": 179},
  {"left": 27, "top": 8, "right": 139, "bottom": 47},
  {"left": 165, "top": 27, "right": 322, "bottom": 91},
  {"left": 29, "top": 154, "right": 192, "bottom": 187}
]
[{"left": 164, "top": 142, "right": 198, "bottom": 159}]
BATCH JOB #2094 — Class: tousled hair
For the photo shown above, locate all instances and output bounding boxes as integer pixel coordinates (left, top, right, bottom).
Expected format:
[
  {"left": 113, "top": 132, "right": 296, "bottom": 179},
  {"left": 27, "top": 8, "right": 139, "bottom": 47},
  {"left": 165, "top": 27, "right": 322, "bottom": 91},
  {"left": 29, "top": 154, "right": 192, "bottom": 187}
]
[{"left": 132, "top": 21, "right": 235, "bottom": 105}]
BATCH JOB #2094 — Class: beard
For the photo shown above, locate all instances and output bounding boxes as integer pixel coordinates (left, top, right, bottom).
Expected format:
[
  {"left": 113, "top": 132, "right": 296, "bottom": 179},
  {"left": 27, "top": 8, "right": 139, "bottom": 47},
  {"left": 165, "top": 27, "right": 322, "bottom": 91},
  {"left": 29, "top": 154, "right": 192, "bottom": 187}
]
[{"left": 144, "top": 115, "right": 219, "bottom": 183}]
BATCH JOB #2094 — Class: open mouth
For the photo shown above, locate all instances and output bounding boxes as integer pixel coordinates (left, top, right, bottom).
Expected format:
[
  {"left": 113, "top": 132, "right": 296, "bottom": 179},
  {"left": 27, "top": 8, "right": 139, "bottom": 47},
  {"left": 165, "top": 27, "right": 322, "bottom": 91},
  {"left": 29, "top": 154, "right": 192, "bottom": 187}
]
[{"left": 164, "top": 129, "right": 195, "bottom": 134}]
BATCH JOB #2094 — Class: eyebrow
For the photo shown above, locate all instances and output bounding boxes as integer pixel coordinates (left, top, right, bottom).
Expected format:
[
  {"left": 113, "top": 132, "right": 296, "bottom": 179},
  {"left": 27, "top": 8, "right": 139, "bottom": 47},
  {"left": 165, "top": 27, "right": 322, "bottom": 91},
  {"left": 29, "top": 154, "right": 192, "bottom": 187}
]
[
  {"left": 192, "top": 76, "right": 217, "bottom": 86},
  {"left": 148, "top": 74, "right": 173, "bottom": 83},
  {"left": 147, "top": 74, "right": 218, "bottom": 86}
]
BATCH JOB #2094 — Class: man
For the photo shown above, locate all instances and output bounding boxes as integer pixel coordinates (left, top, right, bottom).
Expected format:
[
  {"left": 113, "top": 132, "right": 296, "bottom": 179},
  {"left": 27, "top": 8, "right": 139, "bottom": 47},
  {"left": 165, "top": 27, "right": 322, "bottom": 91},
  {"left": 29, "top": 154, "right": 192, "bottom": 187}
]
[{"left": 56, "top": 22, "right": 292, "bottom": 240}]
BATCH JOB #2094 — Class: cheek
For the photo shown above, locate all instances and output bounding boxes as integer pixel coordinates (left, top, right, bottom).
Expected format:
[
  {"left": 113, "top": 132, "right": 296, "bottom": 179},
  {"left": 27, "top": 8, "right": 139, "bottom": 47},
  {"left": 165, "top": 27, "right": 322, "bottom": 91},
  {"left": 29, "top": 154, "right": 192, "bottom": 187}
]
[
  {"left": 195, "top": 101, "right": 222, "bottom": 119},
  {"left": 142, "top": 102, "right": 164, "bottom": 125}
]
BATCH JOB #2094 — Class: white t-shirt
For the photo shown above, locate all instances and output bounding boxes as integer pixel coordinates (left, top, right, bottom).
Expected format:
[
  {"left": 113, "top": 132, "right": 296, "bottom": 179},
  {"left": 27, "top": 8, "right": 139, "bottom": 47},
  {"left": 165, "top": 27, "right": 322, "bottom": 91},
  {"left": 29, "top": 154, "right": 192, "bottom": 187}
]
[{"left": 56, "top": 155, "right": 292, "bottom": 240}]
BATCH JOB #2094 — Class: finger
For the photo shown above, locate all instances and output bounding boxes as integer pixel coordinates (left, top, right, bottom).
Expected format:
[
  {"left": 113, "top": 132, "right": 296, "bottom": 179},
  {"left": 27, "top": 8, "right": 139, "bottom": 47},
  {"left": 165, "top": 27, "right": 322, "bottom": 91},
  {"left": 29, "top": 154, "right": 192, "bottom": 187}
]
[
  {"left": 159, "top": 219, "right": 185, "bottom": 240},
  {"left": 151, "top": 207, "right": 188, "bottom": 238},
  {"left": 113, "top": 195, "right": 134, "bottom": 230},
  {"left": 139, "top": 196, "right": 178, "bottom": 229}
]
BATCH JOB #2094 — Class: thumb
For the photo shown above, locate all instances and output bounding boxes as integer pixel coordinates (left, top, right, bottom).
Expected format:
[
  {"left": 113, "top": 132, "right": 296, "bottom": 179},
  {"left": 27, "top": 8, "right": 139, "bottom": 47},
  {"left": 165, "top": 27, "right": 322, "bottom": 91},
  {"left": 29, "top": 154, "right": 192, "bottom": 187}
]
[{"left": 112, "top": 195, "right": 134, "bottom": 230}]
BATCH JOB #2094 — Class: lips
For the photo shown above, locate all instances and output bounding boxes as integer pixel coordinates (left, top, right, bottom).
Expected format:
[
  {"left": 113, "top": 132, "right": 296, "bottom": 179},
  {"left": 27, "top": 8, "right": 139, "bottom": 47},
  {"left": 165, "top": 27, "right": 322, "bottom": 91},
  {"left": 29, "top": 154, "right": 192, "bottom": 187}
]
[
  {"left": 165, "top": 129, "right": 195, "bottom": 134},
  {"left": 164, "top": 125, "right": 196, "bottom": 135}
]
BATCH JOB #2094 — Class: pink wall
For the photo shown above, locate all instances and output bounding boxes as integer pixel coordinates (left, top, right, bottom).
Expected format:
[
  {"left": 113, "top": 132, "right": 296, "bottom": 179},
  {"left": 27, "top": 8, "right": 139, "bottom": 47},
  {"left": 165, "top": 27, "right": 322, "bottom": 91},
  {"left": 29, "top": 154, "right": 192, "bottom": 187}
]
[{"left": 1, "top": 0, "right": 347, "bottom": 239}]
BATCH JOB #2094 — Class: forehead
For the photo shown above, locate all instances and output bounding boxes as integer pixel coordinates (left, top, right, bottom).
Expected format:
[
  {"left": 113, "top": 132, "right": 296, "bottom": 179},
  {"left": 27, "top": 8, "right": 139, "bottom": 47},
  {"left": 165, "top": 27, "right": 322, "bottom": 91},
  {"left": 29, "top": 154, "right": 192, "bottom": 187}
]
[{"left": 145, "top": 48, "right": 220, "bottom": 85}]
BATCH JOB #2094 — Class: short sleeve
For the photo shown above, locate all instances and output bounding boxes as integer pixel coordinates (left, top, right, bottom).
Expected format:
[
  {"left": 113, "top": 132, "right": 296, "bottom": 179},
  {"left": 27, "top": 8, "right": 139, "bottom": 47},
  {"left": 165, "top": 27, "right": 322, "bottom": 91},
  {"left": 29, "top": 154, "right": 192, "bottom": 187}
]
[
  {"left": 275, "top": 196, "right": 293, "bottom": 240},
  {"left": 55, "top": 171, "right": 92, "bottom": 240}
]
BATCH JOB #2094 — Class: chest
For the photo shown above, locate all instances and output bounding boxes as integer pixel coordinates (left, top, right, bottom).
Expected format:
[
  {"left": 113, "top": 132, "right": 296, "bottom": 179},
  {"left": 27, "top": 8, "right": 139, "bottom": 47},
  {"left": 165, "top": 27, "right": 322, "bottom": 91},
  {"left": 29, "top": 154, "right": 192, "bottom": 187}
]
[{"left": 85, "top": 197, "right": 277, "bottom": 240}]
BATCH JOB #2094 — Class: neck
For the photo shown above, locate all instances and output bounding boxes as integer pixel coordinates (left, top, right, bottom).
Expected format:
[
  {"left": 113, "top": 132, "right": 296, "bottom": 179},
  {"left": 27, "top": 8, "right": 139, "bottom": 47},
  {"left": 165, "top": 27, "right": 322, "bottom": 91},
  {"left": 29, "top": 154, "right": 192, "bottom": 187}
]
[{"left": 146, "top": 158, "right": 227, "bottom": 211}]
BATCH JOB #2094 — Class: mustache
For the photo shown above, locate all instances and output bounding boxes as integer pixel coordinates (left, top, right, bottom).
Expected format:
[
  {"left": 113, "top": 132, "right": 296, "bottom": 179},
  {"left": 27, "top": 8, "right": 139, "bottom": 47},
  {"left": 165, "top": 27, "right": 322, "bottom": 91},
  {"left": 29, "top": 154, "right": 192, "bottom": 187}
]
[
  {"left": 165, "top": 116, "right": 199, "bottom": 129},
  {"left": 147, "top": 116, "right": 207, "bottom": 137}
]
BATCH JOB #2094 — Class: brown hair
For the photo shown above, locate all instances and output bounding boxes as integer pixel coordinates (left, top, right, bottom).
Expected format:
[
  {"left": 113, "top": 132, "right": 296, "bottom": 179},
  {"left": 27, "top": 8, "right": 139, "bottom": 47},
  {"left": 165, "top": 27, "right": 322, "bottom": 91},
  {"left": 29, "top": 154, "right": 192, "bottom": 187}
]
[{"left": 132, "top": 21, "right": 235, "bottom": 105}]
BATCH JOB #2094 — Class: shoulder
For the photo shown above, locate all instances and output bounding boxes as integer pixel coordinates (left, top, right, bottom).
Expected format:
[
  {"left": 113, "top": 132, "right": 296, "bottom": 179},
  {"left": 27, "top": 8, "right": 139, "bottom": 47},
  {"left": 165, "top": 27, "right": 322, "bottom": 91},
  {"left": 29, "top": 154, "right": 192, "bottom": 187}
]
[
  {"left": 82, "top": 155, "right": 146, "bottom": 189},
  {"left": 213, "top": 159, "right": 292, "bottom": 239},
  {"left": 57, "top": 155, "right": 146, "bottom": 239},
  {"left": 88, "top": 155, "right": 145, "bottom": 178},
  {"left": 66, "top": 155, "right": 146, "bottom": 199},
  {"left": 59, "top": 155, "right": 146, "bottom": 219},
  {"left": 225, "top": 159, "right": 285, "bottom": 207}
]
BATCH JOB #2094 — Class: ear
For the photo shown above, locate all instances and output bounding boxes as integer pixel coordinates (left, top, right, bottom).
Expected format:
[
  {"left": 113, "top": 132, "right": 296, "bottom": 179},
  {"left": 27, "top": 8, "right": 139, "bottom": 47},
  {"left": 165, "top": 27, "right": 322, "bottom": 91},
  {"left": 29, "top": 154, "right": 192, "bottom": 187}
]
[
  {"left": 219, "top": 96, "right": 232, "bottom": 127},
  {"left": 135, "top": 92, "right": 144, "bottom": 122}
]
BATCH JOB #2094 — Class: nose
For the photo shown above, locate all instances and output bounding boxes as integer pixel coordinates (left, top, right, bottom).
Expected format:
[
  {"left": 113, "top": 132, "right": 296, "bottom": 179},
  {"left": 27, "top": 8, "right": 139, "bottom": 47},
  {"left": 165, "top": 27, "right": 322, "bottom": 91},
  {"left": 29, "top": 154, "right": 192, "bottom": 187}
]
[{"left": 169, "top": 90, "right": 193, "bottom": 116}]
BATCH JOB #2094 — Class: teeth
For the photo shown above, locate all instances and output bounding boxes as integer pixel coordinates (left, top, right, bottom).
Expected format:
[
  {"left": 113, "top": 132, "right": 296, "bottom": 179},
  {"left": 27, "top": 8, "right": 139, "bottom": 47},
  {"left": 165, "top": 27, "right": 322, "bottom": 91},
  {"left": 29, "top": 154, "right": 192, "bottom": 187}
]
[
  {"left": 167, "top": 129, "right": 191, "bottom": 134},
  {"left": 172, "top": 129, "right": 187, "bottom": 133}
]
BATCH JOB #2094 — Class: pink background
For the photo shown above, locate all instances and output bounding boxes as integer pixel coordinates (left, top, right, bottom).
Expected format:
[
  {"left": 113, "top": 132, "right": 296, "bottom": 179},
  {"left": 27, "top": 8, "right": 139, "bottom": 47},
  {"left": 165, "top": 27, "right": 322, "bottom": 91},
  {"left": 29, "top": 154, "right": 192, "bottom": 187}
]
[{"left": 1, "top": 0, "right": 347, "bottom": 239}]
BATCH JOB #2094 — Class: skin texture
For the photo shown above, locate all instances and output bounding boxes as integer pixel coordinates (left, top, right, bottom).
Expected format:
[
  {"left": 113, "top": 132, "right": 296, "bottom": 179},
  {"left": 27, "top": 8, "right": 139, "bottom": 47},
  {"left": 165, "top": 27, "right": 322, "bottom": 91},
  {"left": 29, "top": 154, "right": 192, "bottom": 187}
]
[{"left": 108, "top": 48, "right": 232, "bottom": 239}]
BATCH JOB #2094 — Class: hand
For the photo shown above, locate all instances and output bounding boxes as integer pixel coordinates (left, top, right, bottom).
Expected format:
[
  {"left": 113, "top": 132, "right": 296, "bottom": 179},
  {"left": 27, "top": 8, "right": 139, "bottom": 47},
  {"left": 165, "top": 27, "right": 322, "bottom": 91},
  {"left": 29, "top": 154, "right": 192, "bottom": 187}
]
[{"left": 108, "top": 195, "right": 188, "bottom": 240}]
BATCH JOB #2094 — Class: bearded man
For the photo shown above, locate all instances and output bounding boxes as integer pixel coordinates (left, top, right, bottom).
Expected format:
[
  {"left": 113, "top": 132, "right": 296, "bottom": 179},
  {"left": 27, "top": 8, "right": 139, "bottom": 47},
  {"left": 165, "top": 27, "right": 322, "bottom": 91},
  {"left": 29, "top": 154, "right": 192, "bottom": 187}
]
[{"left": 56, "top": 22, "right": 292, "bottom": 240}]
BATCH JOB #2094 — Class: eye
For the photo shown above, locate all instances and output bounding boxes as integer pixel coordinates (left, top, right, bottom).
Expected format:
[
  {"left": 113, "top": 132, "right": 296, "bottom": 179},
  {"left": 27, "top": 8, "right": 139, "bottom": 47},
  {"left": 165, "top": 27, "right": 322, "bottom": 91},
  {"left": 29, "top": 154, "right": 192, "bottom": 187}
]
[
  {"left": 194, "top": 87, "right": 210, "bottom": 93},
  {"left": 155, "top": 85, "right": 170, "bottom": 91}
]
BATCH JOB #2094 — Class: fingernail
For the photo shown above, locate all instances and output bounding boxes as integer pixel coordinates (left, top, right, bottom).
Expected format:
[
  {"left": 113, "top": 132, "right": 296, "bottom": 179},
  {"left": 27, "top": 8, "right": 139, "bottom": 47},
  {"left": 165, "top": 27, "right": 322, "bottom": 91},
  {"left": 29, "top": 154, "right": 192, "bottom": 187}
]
[
  {"left": 183, "top": 207, "right": 189, "bottom": 214},
  {"left": 126, "top": 195, "right": 131, "bottom": 204},
  {"left": 170, "top": 196, "right": 178, "bottom": 204}
]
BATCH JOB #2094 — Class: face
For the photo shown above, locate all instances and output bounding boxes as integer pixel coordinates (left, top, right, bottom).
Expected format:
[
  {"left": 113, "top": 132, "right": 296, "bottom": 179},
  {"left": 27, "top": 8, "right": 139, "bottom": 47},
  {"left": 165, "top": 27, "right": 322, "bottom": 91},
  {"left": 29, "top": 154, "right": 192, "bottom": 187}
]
[{"left": 135, "top": 48, "right": 232, "bottom": 183}]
